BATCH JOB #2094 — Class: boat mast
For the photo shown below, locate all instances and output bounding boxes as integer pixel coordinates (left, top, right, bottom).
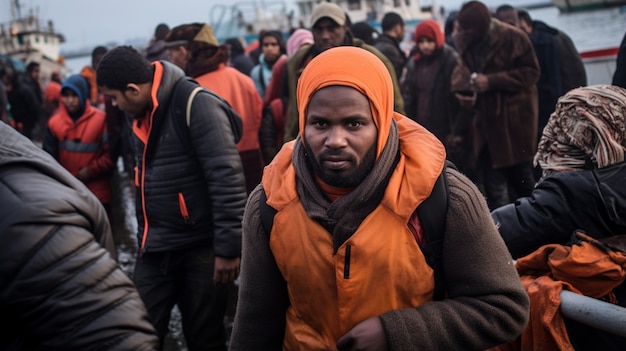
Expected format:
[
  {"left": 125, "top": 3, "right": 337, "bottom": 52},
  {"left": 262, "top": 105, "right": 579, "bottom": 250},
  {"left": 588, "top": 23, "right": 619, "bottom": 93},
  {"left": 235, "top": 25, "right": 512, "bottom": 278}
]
[{"left": 11, "top": 0, "right": 22, "bottom": 19}]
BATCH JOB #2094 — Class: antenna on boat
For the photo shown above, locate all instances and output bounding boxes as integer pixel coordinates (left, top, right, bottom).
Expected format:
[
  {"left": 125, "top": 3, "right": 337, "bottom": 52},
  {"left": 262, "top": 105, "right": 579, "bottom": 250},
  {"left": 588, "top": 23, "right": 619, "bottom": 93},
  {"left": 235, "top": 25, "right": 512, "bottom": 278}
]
[{"left": 11, "top": 0, "right": 22, "bottom": 19}]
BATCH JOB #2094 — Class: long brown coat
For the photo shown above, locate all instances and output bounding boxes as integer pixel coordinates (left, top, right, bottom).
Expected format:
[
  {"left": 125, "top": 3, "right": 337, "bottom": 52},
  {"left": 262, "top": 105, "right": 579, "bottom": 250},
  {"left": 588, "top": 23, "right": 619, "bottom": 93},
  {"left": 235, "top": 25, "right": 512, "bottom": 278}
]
[{"left": 452, "top": 19, "right": 540, "bottom": 169}]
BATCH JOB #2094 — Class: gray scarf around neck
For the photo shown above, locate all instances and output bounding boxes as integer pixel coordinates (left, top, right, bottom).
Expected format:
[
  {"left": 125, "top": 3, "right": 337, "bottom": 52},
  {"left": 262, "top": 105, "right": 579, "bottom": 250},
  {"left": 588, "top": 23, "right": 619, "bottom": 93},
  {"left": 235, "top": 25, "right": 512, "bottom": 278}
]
[{"left": 293, "top": 121, "right": 400, "bottom": 253}]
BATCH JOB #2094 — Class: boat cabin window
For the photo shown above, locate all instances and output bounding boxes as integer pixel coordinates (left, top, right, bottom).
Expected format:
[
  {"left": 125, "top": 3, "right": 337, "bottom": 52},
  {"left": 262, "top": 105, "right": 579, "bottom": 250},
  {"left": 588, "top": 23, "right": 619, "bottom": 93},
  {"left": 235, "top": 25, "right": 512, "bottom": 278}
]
[{"left": 348, "top": 0, "right": 361, "bottom": 10}]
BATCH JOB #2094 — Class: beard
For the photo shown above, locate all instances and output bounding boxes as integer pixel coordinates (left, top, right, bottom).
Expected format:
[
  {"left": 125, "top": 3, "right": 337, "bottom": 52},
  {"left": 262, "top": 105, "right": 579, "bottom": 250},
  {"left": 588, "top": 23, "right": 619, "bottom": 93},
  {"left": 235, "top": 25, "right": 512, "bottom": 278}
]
[
  {"left": 264, "top": 53, "right": 280, "bottom": 65},
  {"left": 305, "top": 143, "right": 377, "bottom": 188}
]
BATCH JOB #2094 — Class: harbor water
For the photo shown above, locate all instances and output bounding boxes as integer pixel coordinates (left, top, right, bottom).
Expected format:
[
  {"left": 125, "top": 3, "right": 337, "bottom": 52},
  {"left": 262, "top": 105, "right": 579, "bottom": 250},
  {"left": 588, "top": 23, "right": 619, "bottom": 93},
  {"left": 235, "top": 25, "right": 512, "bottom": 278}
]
[{"left": 518, "top": 5, "right": 625, "bottom": 53}]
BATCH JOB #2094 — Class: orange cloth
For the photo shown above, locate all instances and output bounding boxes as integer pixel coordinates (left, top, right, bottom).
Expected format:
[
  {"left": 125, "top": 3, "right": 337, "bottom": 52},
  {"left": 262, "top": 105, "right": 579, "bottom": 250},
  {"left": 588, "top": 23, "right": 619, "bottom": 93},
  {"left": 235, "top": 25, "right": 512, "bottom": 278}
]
[
  {"left": 491, "top": 233, "right": 626, "bottom": 351},
  {"left": 44, "top": 81, "right": 61, "bottom": 103},
  {"left": 244, "top": 40, "right": 259, "bottom": 54},
  {"left": 195, "top": 64, "right": 263, "bottom": 152},
  {"left": 47, "top": 104, "right": 112, "bottom": 204},
  {"left": 80, "top": 66, "right": 99, "bottom": 106}
]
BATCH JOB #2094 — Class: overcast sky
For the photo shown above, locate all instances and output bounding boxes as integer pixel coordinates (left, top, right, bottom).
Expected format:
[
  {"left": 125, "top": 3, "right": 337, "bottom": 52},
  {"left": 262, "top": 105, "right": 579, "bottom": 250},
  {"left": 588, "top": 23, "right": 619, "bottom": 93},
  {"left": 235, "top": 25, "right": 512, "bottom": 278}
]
[{"left": 0, "top": 0, "right": 545, "bottom": 52}]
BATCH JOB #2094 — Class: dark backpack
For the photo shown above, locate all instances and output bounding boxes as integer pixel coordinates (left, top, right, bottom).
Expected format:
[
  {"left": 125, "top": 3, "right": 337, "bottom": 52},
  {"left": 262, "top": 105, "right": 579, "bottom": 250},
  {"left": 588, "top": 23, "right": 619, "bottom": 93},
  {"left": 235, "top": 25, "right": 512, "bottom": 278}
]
[
  {"left": 259, "top": 160, "right": 456, "bottom": 300},
  {"left": 172, "top": 77, "right": 243, "bottom": 147}
]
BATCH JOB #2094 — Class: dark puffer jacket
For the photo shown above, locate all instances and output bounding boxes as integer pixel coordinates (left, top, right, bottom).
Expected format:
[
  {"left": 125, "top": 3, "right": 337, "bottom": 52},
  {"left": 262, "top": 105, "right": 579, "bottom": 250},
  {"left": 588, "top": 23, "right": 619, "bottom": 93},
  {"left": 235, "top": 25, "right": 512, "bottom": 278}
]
[
  {"left": 492, "top": 162, "right": 626, "bottom": 258},
  {"left": 0, "top": 121, "right": 158, "bottom": 350},
  {"left": 374, "top": 33, "right": 407, "bottom": 82},
  {"left": 133, "top": 61, "right": 247, "bottom": 257}
]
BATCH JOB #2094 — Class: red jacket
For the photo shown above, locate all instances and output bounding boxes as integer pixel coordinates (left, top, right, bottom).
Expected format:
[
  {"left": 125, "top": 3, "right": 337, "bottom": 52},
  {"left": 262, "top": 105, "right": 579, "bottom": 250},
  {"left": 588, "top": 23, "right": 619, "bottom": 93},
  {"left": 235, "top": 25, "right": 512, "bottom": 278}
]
[{"left": 47, "top": 104, "right": 113, "bottom": 204}]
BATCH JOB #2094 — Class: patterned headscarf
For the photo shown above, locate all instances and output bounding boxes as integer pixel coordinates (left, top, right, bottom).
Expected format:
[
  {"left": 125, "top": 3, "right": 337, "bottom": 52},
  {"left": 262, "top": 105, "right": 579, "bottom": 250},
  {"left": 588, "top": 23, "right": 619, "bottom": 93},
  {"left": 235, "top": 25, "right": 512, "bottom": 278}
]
[{"left": 535, "top": 85, "right": 626, "bottom": 179}]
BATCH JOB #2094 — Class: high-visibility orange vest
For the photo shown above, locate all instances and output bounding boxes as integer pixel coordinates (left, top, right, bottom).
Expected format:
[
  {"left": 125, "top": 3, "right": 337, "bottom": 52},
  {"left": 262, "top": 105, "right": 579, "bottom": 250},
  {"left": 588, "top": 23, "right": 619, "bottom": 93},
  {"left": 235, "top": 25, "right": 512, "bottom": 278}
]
[{"left": 47, "top": 104, "right": 112, "bottom": 203}]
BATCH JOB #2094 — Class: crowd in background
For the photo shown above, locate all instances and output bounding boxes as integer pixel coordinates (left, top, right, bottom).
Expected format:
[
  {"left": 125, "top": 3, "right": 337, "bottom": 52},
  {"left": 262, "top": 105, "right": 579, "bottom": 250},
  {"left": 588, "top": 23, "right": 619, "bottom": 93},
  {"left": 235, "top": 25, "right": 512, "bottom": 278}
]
[{"left": 2, "top": 0, "right": 626, "bottom": 349}]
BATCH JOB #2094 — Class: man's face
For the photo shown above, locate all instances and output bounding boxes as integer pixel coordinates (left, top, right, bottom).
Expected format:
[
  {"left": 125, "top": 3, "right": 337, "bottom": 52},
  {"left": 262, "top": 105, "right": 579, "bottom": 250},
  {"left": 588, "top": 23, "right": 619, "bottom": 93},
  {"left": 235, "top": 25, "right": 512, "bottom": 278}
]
[
  {"left": 100, "top": 85, "right": 149, "bottom": 118},
  {"left": 519, "top": 19, "right": 533, "bottom": 34},
  {"left": 417, "top": 37, "right": 437, "bottom": 57},
  {"left": 61, "top": 89, "right": 80, "bottom": 114},
  {"left": 457, "top": 25, "right": 486, "bottom": 46},
  {"left": 167, "top": 46, "right": 189, "bottom": 70},
  {"left": 304, "top": 85, "right": 377, "bottom": 188},
  {"left": 29, "top": 66, "right": 40, "bottom": 81},
  {"left": 392, "top": 23, "right": 406, "bottom": 41},
  {"left": 261, "top": 35, "right": 281, "bottom": 64},
  {"left": 312, "top": 18, "right": 347, "bottom": 52}
]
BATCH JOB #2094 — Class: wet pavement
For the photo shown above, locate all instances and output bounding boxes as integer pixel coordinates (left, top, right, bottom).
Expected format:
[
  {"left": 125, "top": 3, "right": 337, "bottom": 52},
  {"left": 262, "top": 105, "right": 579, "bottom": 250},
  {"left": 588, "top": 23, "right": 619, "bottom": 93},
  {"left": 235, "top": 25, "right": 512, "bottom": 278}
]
[{"left": 110, "top": 162, "right": 237, "bottom": 350}]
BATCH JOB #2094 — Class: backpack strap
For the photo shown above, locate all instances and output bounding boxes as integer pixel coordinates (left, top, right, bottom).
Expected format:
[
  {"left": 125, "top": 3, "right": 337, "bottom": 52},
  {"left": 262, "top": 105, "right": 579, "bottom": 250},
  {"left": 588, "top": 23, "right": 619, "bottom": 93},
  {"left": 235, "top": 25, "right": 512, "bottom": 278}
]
[
  {"left": 258, "top": 65, "right": 266, "bottom": 93},
  {"left": 186, "top": 86, "right": 204, "bottom": 127},
  {"left": 173, "top": 77, "right": 244, "bottom": 144},
  {"left": 416, "top": 161, "right": 454, "bottom": 301},
  {"left": 172, "top": 78, "right": 199, "bottom": 156},
  {"left": 259, "top": 188, "right": 276, "bottom": 238}
]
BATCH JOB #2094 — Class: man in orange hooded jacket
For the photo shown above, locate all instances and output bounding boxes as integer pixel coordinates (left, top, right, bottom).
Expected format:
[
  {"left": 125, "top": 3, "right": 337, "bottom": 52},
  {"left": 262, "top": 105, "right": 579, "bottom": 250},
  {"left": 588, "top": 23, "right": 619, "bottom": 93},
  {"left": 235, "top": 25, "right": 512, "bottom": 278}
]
[{"left": 230, "top": 46, "right": 529, "bottom": 350}]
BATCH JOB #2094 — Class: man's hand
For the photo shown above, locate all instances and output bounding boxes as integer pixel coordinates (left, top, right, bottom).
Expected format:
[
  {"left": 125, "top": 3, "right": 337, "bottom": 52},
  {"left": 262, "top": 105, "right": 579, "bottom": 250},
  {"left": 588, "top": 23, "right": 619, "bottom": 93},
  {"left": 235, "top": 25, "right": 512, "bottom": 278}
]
[
  {"left": 470, "top": 72, "right": 489, "bottom": 93},
  {"left": 336, "top": 316, "right": 388, "bottom": 351},
  {"left": 76, "top": 167, "right": 92, "bottom": 183},
  {"left": 213, "top": 256, "right": 240, "bottom": 285}
]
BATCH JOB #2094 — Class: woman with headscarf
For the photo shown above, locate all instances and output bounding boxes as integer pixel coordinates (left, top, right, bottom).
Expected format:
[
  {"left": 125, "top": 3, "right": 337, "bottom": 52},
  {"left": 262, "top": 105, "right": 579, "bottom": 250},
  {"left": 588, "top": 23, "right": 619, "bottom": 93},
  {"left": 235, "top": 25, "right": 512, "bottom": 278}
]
[{"left": 492, "top": 84, "right": 626, "bottom": 259}]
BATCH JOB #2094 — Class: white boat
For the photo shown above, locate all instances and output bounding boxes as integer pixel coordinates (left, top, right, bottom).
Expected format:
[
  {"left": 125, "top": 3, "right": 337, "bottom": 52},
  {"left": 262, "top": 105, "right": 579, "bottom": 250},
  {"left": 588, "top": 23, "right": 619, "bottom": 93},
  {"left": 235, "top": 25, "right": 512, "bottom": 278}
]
[
  {"left": 552, "top": 0, "right": 626, "bottom": 12},
  {"left": 580, "top": 46, "right": 620, "bottom": 85},
  {"left": 0, "top": 0, "right": 68, "bottom": 83},
  {"left": 209, "top": 1, "right": 294, "bottom": 44},
  {"left": 208, "top": 0, "right": 440, "bottom": 46},
  {"left": 525, "top": 5, "right": 624, "bottom": 85}
]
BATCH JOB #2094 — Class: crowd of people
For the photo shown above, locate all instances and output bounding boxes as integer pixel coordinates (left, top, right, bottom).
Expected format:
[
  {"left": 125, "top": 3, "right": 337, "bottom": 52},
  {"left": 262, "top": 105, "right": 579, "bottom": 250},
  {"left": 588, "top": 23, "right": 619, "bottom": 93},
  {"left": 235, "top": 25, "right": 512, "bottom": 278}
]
[{"left": 2, "top": 0, "right": 626, "bottom": 350}]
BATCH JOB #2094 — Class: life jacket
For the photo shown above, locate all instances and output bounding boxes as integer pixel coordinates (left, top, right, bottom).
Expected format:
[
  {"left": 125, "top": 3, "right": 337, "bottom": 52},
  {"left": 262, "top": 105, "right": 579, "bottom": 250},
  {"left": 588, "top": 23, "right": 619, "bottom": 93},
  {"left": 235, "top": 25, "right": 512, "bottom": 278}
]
[
  {"left": 491, "top": 232, "right": 626, "bottom": 351},
  {"left": 47, "top": 104, "right": 112, "bottom": 203},
  {"left": 262, "top": 116, "right": 446, "bottom": 349}
]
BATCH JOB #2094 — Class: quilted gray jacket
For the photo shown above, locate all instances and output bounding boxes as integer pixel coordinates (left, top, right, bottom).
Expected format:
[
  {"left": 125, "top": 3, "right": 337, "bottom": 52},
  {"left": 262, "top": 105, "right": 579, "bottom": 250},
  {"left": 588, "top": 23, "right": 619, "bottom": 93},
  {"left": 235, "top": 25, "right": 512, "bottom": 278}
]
[{"left": 0, "top": 122, "right": 158, "bottom": 350}]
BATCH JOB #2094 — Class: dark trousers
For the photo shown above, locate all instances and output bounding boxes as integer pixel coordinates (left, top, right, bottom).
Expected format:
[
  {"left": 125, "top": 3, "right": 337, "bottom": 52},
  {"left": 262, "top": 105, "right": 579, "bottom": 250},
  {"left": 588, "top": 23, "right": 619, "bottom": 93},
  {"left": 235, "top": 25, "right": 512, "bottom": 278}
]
[
  {"left": 479, "top": 149, "right": 536, "bottom": 210},
  {"left": 133, "top": 246, "right": 228, "bottom": 351}
]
